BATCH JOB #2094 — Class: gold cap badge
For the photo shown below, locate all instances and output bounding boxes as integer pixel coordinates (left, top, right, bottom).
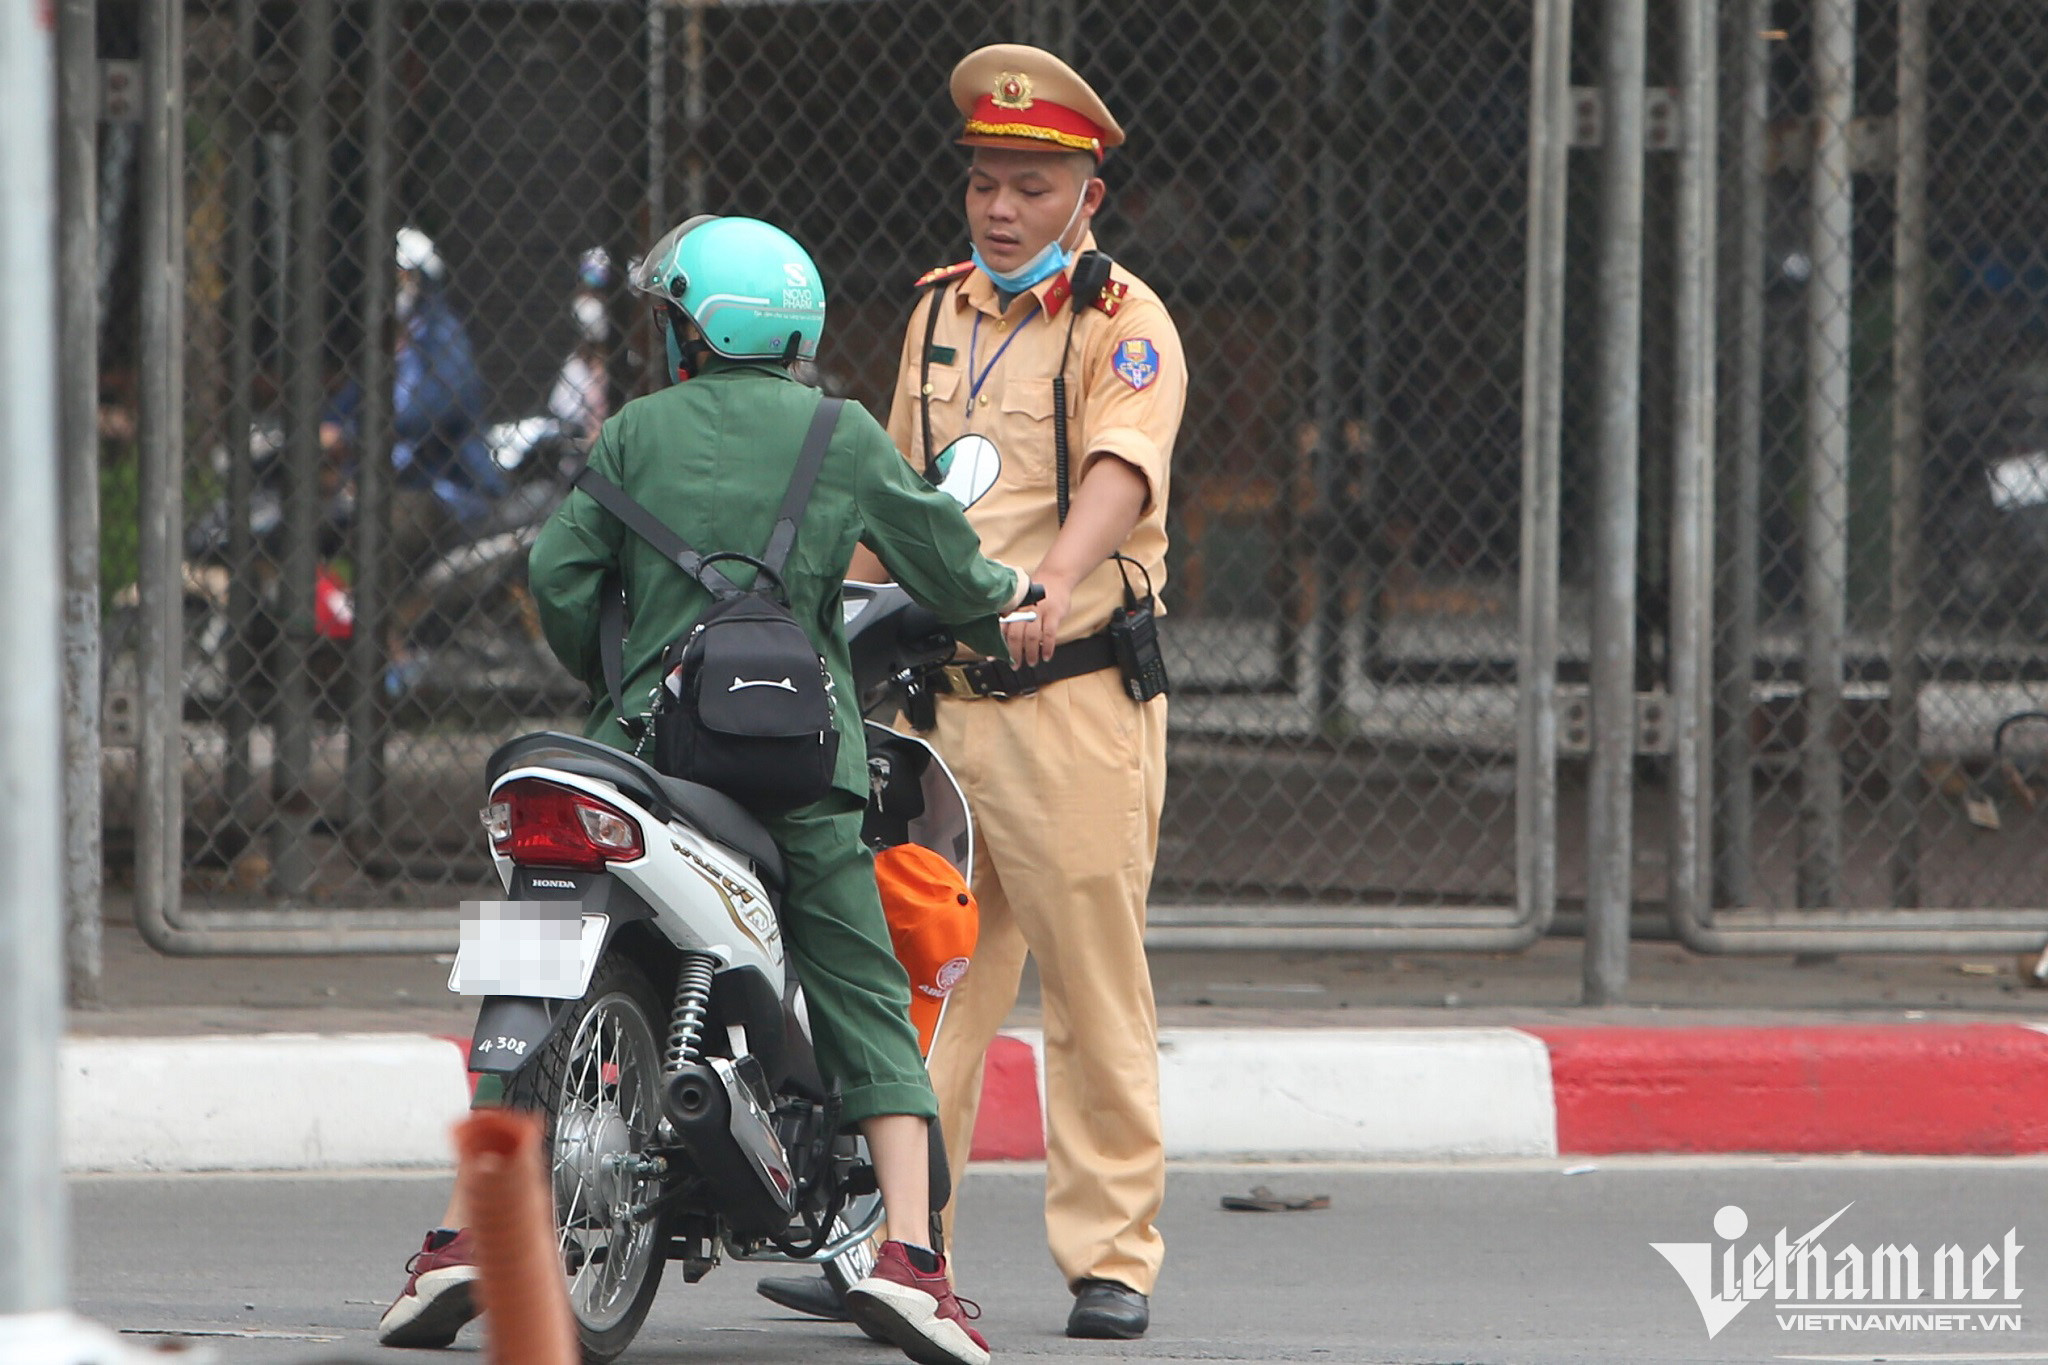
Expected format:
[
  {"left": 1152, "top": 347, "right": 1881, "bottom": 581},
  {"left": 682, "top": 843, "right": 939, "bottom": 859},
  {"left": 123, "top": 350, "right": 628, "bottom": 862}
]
[{"left": 991, "top": 71, "right": 1034, "bottom": 110}]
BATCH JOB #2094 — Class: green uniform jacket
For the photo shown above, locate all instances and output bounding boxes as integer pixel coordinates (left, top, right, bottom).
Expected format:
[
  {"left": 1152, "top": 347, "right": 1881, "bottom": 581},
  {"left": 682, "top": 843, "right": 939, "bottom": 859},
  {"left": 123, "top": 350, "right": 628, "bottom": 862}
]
[{"left": 528, "top": 360, "right": 1020, "bottom": 801}]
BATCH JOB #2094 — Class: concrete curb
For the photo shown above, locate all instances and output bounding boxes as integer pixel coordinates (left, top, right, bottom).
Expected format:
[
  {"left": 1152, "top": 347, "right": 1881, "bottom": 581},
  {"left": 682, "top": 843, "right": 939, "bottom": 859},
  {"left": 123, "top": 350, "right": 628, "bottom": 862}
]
[
  {"left": 62, "top": 1034, "right": 472, "bottom": 1173},
  {"left": 59, "top": 1024, "right": 2048, "bottom": 1172},
  {"left": 969, "top": 1027, "right": 1555, "bottom": 1161},
  {"left": 1530, "top": 1024, "right": 2048, "bottom": 1156}
]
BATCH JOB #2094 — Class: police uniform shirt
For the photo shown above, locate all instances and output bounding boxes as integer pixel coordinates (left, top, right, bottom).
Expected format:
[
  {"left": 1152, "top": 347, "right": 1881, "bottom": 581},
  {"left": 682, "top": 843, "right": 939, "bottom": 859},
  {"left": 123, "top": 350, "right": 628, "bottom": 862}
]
[{"left": 885, "top": 236, "right": 1187, "bottom": 643}]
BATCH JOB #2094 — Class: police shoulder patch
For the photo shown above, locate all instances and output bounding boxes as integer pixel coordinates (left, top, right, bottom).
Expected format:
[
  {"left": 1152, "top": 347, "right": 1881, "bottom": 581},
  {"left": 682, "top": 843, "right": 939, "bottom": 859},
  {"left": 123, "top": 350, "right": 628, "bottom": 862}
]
[
  {"left": 1112, "top": 337, "right": 1161, "bottom": 392},
  {"left": 1092, "top": 278, "right": 1131, "bottom": 317},
  {"left": 913, "top": 260, "right": 975, "bottom": 290}
]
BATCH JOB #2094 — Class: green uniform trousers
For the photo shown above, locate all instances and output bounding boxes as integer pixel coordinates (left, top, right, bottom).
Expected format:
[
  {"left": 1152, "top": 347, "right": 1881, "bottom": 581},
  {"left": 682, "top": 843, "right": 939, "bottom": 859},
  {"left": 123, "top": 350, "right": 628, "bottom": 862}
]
[{"left": 766, "top": 793, "right": 936, "bottom": 1128}]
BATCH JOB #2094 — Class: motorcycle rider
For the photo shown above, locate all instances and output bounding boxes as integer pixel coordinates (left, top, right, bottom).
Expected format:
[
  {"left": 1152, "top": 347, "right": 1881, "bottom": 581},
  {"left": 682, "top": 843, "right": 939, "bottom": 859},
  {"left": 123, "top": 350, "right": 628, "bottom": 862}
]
[
  {"left": 378, "top": 215, "right": 1022, "bottom": 1365},
  {"left": 373, "top": 227, "right": 506, "bottom": 692},
  {"left": 390, "top": 226, "right": 505, "bottom": 564}
]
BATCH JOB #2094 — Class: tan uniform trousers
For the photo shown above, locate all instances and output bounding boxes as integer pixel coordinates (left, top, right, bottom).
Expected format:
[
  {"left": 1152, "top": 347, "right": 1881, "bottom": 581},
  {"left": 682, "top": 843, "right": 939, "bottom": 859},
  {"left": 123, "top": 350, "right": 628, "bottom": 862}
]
[{"left": 924, "top": 666, "right": 1169, "bottom": 1294}]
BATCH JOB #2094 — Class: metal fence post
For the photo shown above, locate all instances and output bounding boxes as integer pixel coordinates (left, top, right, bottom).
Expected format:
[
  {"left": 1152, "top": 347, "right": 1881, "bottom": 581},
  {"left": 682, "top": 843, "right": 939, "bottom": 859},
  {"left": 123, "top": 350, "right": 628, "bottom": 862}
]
[
  {"left": 137, "top": 0, "right": 187, "bottom": 958},
  {"left": 1886, "top": 0, "right": 1929, "bottom": 909},
  {"left": 0, "top": 0, "right": 69, "bottom": 1321},
  {"left": 1312, "top": 0, "right": 1349, "bottom": 733},
  {"left": 1519, "top": 0, "right": 1572, "bottom": 955},
  {"left": 647, "top": 0, "right": 665, "bottom": 243},
  {"left": 271, "top": 0, "right": 334, "bottom": 899},
  {"left": 58, "top": 0, "right": 100, "bottom": 1006},
  {"left": 1358, "top": 0, "right": 1393, "bottom": 672},
  {"left": 223, "top": 0, "right": 260, "bottom": 844},
  {"left": 1713, "top": 0, "right": 1768, "bottom": 911},
  {"left": 348, "top": 0, "right": 395, "bottom": 838},
  {"left": 684, "top": 0, "right": 707, "bottom": 219},
  {"left": 1669, "top": 0, "right": 1718, "bottom": 939},
  {"left": 1798, "top": 0, "right": 1856, "bottom": 909},
  {"left": 1586, "top": 0, "right": 1647, "bottom": 1005}
]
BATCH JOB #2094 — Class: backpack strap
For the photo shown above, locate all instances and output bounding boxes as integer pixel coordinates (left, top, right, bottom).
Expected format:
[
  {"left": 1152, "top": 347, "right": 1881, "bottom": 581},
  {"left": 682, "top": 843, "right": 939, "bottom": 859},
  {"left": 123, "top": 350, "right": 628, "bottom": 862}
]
[
  {"left": 596, "top": 576, "right": 643, "bottom": 742},
  {"left": 575, "top": 395, "right": 843, "bottom": 738},
  {"left": 573, "top": 464, "right": 747, "bottom": 601},
  {"left": 758, "top": 395, "right": 844, "bottom": 576},
  {"left": 918, "top": 280, "right": 955, "bottom": 483}
]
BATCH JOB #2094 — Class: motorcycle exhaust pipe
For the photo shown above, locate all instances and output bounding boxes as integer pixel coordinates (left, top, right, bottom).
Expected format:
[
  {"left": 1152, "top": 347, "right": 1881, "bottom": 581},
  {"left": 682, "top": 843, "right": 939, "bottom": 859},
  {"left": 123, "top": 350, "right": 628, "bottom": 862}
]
[
  {"left": 664, "top": 1059, "right": 798, "bottom": 1238},
  {"left": 665, "top": 1064, "right": 725, "bottom": 1128}
]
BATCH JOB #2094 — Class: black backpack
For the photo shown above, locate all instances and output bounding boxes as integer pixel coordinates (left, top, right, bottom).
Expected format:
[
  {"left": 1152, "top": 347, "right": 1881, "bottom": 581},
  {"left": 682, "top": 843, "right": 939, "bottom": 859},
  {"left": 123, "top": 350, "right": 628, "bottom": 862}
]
[{"left": 575, "top": 396, "right": 845, "bottom": 813}]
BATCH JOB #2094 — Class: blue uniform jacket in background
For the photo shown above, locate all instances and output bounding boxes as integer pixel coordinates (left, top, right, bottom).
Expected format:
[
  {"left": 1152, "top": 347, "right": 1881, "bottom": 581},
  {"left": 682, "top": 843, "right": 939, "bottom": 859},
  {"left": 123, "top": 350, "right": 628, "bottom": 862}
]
[{"left": 392, "top": 289, "right": 505, "bottom": 524}]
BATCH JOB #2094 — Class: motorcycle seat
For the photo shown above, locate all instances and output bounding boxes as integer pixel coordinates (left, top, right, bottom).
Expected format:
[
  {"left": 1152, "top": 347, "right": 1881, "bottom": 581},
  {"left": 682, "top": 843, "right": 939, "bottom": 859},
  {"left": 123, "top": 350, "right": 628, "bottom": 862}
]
[{"left": 486, "top": 731, "right": 786, "bottom": 892}]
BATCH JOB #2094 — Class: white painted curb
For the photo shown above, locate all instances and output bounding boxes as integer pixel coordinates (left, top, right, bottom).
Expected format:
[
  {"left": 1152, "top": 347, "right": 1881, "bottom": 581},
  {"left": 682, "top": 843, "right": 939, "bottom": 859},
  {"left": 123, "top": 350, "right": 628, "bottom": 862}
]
[
  {"left": 62, "top": 1035, "right": 471, "bottom": 1173},
  {"left": 1155, "top": 1028, "right": 1558, "bottom": 1159},
  {"left": 59, "top": 1026, "right": 1560, "bottom": 1172},
  {"left": 998, "top": 1027, "right": 1558, "bottom": 1160}
]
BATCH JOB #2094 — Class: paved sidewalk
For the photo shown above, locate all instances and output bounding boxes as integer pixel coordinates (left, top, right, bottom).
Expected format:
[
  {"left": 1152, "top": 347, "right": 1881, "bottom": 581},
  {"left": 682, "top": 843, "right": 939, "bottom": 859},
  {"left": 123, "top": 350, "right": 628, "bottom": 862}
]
[{"left": 71, "top": 895, "right": 2048, "bottom": 1037}]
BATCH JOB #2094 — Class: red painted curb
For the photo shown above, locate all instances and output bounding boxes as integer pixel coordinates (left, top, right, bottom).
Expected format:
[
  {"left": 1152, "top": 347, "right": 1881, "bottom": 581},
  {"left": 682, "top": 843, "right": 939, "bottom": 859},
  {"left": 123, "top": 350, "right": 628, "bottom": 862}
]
[
  {"left": 969, "top": 1035, "right": 1045, "bottom": 1162},
  {"left": 1531, "top": 1025, "right": 2048, "bottom": 1156}
]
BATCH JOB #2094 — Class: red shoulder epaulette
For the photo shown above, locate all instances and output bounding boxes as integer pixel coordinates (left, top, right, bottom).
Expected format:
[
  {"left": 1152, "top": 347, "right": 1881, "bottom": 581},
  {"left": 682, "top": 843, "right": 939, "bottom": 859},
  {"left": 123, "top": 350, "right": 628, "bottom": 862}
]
[
  {"left": 1092, "top": 278, "right": 1131, "bottom": 317},
  {"left": 913, "top": 261, "right": 975, "bottom": 290}
]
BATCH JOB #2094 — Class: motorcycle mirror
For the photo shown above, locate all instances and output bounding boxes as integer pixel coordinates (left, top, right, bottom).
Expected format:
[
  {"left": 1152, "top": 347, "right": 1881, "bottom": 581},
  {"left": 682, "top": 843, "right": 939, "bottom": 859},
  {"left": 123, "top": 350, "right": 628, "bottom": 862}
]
[{"left": 932, "top": 435, "right": 1000, "bottom": 510}]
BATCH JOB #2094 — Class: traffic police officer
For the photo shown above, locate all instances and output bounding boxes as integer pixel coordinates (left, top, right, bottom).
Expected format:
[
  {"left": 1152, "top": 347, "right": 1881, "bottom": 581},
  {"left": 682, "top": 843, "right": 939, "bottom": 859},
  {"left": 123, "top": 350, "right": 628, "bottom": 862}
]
[
  {"left": 762, "top": 43, "right": 1184, "bottom": 1341},
  {"left": 907, "top": 45, "right": 1183, "bottom": 1341}
]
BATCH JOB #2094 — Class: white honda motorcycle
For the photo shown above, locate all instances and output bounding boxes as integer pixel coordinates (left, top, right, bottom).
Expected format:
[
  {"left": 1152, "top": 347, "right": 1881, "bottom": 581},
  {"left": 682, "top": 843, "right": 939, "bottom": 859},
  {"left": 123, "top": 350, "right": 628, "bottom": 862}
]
[{"left": 450, "top": 580, "right": 981, "bottom": 1363}]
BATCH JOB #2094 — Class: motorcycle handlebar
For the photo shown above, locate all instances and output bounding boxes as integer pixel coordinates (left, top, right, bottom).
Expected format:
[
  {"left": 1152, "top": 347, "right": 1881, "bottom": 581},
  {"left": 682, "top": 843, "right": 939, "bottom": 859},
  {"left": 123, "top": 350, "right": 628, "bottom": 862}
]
[
  {"left": 894, "top": 602, "right": 948, "bottom": 649},
  {"left": 899, "top": 580, "right": 1043, "bottom": 650}
]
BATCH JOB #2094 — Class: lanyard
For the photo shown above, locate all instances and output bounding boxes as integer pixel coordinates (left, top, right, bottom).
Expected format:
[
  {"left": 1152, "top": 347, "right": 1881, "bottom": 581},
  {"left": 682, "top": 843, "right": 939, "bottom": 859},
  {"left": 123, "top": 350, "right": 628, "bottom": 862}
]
[{"left": 966, "top": 301, "right": 1042, "bottom": 407}]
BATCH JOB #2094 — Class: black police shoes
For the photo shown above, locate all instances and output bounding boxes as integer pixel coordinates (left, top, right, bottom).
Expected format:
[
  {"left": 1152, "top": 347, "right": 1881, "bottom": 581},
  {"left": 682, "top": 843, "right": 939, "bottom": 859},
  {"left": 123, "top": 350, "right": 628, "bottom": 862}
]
[
  {"left": 1067, "top": 1278, "right": 1149, "bottom": 1339},
  {"left": 756, "top": 1273, "right": 850, "bottom": 1322}
]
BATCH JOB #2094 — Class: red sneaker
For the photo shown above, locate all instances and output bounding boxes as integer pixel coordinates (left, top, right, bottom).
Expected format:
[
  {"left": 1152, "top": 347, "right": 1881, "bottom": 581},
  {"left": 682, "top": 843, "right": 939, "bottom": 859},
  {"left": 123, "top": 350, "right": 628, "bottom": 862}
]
[
  {"left": 844, "top": 1241, "right": 990, "bottom": 1365},
  {"left": 376, "top": 1229, "right": 481, "bottom": 1349}
]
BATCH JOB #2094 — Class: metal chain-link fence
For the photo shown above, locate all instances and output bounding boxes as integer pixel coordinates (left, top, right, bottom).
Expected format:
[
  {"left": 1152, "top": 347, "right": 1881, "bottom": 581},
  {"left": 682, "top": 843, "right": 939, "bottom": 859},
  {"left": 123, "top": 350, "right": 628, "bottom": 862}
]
[
  {"left": 93, "top": 0, "right": 2048, "bottom": 927},
  {"left": 1706, "top": 0, "right": 2048, "bottom": 915},
  {"left": 101, "top": 0, "right": 1546, "bottom": 917}
]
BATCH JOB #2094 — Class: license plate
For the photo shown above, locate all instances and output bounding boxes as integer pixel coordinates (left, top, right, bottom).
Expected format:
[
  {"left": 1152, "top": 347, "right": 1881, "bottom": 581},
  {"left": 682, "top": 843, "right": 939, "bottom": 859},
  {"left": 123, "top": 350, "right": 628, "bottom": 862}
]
[{"left": 449, "top": 901, "right": 608, "bottom": 1000}]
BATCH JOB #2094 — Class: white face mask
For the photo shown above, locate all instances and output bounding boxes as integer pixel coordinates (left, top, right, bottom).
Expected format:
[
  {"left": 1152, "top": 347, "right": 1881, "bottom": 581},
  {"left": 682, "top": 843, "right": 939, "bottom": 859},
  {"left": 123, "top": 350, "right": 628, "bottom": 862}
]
[{"left": 972, "top": 175, "right": 1090, "bottom": 294}]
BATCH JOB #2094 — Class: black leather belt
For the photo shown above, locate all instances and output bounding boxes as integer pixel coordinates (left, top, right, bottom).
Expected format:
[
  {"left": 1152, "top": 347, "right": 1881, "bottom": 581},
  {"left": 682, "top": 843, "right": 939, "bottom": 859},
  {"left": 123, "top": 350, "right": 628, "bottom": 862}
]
[{"left": 930, "top": 632, "right": 1120, "bottom": 700}]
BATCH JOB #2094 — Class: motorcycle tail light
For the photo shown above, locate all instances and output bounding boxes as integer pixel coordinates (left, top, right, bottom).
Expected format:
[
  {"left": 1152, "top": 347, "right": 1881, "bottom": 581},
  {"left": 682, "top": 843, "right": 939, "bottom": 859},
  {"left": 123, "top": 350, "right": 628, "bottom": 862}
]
[
  {"left": 577, "top": 804, "right": 639, "bottom": 853},
  {"left": 495, "top": 778, "right": 645, "bottom": 871}
]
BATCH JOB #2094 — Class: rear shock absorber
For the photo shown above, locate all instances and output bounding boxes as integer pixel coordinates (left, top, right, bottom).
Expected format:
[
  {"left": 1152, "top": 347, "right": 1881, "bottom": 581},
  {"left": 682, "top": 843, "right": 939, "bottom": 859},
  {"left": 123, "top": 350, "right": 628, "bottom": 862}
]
[{"left": 663, "top": 953, "right": 718, "bottom": 1075}]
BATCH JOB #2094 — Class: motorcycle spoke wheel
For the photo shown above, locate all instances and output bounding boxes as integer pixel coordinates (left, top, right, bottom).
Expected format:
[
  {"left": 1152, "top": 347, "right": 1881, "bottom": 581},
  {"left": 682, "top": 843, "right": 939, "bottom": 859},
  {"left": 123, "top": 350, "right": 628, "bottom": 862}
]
[{"left": 506, "top": 956, "right": 669, "bottom": 1364}]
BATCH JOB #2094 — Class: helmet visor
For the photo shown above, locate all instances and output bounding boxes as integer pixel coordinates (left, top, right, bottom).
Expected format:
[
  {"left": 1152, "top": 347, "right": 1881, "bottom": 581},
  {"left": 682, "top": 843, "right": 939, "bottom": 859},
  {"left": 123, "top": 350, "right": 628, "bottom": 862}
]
[{"left": 629, "top": 215, "right": 721, "bottom": 308}]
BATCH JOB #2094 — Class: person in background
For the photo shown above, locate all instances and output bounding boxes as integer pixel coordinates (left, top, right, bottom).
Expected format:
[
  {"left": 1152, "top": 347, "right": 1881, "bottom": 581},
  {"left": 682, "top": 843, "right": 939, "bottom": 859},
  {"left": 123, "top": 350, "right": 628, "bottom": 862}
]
[{"left": 547, "top": 246, "right": 618, "bottom": 441}]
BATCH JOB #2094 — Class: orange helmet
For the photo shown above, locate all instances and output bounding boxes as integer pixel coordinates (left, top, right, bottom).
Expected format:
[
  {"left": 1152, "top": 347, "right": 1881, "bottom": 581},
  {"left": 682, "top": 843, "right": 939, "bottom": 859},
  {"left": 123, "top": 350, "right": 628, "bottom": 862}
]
[{"left": 875, "top": 843, "right": 978, "bottom": 1056}]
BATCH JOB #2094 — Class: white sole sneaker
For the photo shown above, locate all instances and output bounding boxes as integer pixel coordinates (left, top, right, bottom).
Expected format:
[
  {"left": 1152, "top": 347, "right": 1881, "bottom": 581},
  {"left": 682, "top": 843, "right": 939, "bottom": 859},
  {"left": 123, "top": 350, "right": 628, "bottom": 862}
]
[
  {"left": 377, "top": 1264, "right": 481, "bottom": 1349},
  {"left": 844, "top": 1275, "right": 991, "bottom": 1365}
]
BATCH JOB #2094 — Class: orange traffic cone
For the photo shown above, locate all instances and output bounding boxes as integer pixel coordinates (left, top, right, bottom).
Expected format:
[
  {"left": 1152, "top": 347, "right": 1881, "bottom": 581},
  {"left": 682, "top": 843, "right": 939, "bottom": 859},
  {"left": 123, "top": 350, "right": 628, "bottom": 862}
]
[{"left": 453, "top": 1110, "right": 578, "bottom": 1365}]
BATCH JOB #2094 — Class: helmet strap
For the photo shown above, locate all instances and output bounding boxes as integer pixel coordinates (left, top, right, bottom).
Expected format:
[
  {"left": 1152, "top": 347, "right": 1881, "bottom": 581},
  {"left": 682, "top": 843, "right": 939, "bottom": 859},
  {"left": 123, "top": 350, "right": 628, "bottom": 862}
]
[{"left": 663, "top": 303, "right": 713, "bottom": 382}]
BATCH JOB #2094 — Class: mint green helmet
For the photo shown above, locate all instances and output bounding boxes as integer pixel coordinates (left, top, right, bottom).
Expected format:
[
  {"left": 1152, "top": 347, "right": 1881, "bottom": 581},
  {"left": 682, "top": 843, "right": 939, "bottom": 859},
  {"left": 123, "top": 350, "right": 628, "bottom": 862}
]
[{"left": 629, "top": 215, "right": 826, "bottom": 363}]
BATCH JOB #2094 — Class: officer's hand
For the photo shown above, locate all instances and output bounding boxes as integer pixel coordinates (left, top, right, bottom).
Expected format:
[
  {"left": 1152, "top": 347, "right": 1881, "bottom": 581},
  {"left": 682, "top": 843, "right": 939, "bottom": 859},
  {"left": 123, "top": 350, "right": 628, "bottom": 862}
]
[{"left": 1005, "top": 576, "right": 1070, "bottom": 668}]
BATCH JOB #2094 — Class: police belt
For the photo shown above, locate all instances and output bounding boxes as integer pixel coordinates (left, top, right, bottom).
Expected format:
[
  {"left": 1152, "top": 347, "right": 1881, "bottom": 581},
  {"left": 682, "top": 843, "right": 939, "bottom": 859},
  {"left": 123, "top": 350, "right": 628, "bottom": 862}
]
[{"left": 928, "top": 631, "right": 1120, "bottom": 700}]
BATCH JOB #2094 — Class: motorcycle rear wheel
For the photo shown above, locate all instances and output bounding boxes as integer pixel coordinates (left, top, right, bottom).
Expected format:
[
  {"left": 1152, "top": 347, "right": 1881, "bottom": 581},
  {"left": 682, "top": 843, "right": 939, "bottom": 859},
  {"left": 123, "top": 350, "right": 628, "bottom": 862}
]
[{"left": 506, "top": 955, "right": 670, "bottom": 1365}]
